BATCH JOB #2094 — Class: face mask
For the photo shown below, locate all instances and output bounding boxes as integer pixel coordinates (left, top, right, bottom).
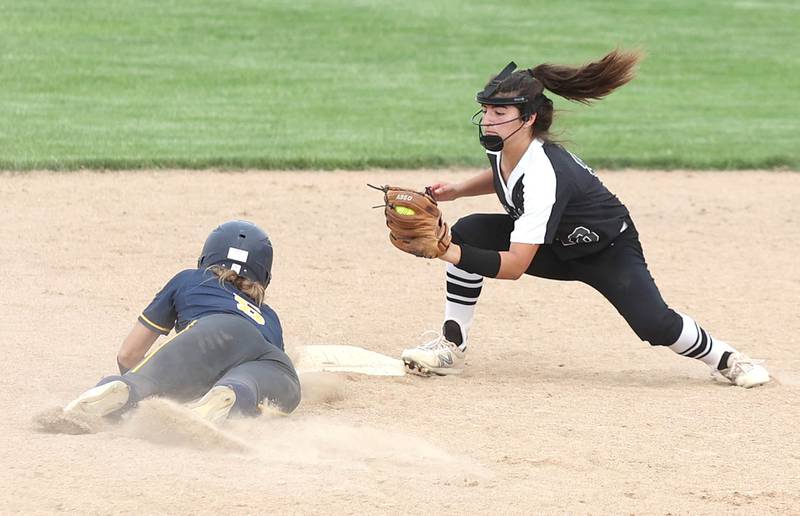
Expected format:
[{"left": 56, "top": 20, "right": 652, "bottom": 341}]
[
  {"left": 472, "top": 109, "right": 529, "bottom": 152},
  {"left": 479, "top": 133, "right": 505, "bottom": 152}
]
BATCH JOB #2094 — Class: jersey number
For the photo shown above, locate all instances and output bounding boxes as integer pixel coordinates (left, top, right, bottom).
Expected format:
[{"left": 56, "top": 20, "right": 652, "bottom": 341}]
[{"left": 234, "top": 294, "right": 265, "bottom": 325}]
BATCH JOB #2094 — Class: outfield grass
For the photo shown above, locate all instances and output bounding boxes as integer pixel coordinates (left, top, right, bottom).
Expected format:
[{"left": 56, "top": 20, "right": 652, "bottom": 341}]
[{"left": 1, "top": 0, "right": 798, "bottom": 170}]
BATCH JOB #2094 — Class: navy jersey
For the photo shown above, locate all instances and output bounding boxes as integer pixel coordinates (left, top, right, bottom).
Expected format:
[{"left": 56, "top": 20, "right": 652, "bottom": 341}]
[
  {"left": 137, "top": 269, "right": 284, "bottom": 350},
  {"left": 487, "top": 138, "right": 629, "bottom": 260}
]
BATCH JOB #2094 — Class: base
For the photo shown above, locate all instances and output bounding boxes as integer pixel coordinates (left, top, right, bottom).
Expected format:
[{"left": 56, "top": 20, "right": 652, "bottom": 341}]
[{"left": 293, "top": 345, "right": 406, "bottom": 376}]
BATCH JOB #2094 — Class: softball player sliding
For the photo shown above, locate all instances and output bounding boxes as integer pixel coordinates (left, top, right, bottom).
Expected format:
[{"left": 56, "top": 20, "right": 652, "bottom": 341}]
[
  {"left": 401, "top": 50, "right": 770, "bottom": 388},
  {"left": 63, "top": 220, "right": 301, "bottom": 424}
]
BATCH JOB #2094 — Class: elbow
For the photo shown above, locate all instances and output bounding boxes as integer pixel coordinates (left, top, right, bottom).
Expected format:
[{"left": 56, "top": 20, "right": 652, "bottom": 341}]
[
  {"left": 509, "top": 269, "right": 525, "bottom": 281},
  {"left": 497, "top": 267, "right": 525, "bottom": 281},
  {"left": 506, "top": 259, "right": 529, "bottom": 280},
  {"left": 117, "top": 342, "right": 148, "bottom": 367},
  {"left": 116, "top": 350, "right": 138, "bottom": 367}
]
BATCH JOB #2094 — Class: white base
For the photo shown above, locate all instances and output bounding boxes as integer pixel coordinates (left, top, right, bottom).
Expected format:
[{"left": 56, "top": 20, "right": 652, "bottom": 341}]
[{"left": 294, "top": 345, "right": 406, "bottom": 376}]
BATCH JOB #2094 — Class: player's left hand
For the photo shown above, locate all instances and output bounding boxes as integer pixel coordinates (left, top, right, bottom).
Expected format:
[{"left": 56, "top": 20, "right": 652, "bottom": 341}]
[{"left": 368, "top": 184, "right": 451, "bottom": 259}]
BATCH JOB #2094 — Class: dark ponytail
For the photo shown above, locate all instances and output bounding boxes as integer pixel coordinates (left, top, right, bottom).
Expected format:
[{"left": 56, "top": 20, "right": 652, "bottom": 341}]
[
  {"left": 486, "top": 49, "right": 642, "bottom": 141},
  {"left": 530, "top": 49, "right": 641, "bottom": 105}
]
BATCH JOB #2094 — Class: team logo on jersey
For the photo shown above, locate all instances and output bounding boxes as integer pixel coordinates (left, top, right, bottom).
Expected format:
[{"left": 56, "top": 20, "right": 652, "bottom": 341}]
[
  {"left": 502, "top": 204, "right": 523, "bottom": 219},
  {"left": 561, "top": 226, "right": 600, "bottom": 246}
]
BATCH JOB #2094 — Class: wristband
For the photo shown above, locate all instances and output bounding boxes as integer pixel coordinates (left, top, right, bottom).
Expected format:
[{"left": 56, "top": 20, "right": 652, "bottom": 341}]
[{"left": 457, "top": 244, "right": 501, "bottom": 278}]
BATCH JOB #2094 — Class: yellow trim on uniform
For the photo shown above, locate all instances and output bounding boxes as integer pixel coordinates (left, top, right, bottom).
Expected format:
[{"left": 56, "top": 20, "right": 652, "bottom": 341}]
[
  {"left": 130, "top": 320, "right": 198, "bottom": 374},
  {"left": 139, "top": 313, "right": 171, "bottom": 333}
]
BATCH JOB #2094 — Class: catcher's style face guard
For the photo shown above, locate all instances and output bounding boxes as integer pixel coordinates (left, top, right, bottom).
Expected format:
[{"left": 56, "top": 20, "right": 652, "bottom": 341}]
[{"left": 473, "top": 61, "right": 535, "bottom": 152}]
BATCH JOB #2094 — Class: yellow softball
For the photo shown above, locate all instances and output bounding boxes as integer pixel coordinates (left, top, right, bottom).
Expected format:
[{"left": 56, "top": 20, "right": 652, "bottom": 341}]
[{"left": 394, "top": 206, "right": 415, "bottom": 216}]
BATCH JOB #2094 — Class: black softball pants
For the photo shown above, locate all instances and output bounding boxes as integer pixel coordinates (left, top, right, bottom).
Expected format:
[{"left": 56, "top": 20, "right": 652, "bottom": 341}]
[{"left": 451, "top": 214, "right": 683, "bottom": 347}]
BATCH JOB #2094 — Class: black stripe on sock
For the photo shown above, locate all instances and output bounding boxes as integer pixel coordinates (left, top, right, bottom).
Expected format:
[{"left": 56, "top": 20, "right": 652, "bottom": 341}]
[
  {"left": 680, "top": 322, "right": 702, "bottom": 356},
  {"left": 446, "top": 296, "right": 477, "bottom": 306},
  {"left": 696, "top": 335, "right": 714, "bottom": 359},
  {"left": 446, "top": 271, "right": 482, "bottom": 284},
  {"left": 446, "top": 282, "right": 482, "bottom": 299},
  {"left": 685, "top": 328, "right": 709, "bottom": 358}
]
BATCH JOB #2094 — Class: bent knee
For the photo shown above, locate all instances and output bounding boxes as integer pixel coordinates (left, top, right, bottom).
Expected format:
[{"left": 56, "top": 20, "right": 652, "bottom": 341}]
[
  {"left": 630, "top": 309, "right": 683, "bottom": 347},
  {"left": 223, "top": 378, "right": 301, "bottom": 417},
  {"left": 451, "top": 215, "right": 479, "bottom": 246},
  {"left": 451, "top": 214, "right": 512, "bottom": 249},
  {"left": 273, "top": 378, "right": 301, "bottom": 414}
]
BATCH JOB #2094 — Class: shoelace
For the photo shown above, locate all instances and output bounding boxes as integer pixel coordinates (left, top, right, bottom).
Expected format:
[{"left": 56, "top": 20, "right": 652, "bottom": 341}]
[
  {"left": 729, "top": 356, "right": 764, "bottom": 376},
  {"left": 417, "top": 331, "right": 455, "bottom": 352},
  {"left": 712, "top": 355, "right": 765, "bottom": 381}
]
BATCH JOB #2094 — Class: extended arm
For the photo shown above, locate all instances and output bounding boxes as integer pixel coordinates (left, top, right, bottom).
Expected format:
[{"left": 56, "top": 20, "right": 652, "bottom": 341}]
[
  {"left": 116, "top": 321, "right": 160, "bottom": 373},
  {"left": 439, "top": 241, "right": 539, "bottom": 280},
  {"left": 431, "top": 169, "right": 495, "bottom": 201}
]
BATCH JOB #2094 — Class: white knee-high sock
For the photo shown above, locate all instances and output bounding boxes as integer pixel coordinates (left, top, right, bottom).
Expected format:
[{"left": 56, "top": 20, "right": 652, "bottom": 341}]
[
  {"left": 669, "top": 313, "right": 736, "bottom": 370},
  {"left": 443, "top": 263, "right": 483, "bottom": 350}
]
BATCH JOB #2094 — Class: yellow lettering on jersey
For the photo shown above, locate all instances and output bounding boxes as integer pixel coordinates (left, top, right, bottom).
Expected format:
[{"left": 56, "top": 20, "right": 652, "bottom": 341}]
[{"left": 234, "top": 294, "right": 265, "bottom": 325}]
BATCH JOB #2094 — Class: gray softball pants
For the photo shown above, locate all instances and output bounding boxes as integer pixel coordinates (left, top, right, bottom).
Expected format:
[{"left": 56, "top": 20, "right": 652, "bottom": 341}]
[{"left": 119, "top": 313, "right": 301, "bottom": 415}]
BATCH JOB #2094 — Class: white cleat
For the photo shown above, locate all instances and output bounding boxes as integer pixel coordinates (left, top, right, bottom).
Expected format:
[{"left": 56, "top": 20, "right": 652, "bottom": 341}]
[
  {"left": 63, "top": 380, "right": 130, "bottom": 418},
  {"left": 716, "top": 353, "right": 771, "bottom": 388},
  {"left": 188, "top": 385, "right": 236, "bottom": 425},
  {"left": 401, "top": 332, "right": 465, "bottom": 376}
]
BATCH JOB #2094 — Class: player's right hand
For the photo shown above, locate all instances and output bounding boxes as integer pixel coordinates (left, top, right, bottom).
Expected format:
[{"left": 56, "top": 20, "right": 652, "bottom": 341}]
[{"left": 428, "top": 182, "right": 459, "bottom": 202}]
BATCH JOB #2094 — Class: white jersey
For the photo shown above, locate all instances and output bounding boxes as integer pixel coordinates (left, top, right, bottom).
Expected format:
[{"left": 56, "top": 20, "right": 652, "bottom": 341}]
[{"left": 487, "top": 138, "right": 629, "bottom": 260}]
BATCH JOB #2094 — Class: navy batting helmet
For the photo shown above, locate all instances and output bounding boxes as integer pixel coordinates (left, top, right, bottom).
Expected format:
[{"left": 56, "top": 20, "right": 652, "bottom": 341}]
[{"left": 197, "top": 220, "right": 273, "bottom": 286}]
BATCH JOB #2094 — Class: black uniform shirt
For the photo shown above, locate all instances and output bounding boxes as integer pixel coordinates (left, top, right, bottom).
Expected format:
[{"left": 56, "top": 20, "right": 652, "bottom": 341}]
[{"left": 488, "top": 139, "right": 630, "bottom": 260}]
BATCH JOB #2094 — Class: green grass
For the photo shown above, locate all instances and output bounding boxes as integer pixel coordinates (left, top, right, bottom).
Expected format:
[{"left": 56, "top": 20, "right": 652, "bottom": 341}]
[{"left": 1, "top": 0, "right": 798, "bottom": 170}]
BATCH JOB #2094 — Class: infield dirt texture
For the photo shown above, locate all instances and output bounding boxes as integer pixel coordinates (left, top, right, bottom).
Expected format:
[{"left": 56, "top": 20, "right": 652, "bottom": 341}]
[
  {"left": 2, "top": 169, "right": 799, "bottom": 514},
  {"left": 2, "top": 1, "right": 799, "bottom": 513}
]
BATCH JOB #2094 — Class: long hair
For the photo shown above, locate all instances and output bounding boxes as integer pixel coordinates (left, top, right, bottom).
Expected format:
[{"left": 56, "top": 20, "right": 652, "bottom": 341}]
[
  {"left": 209, "top": 265, "right": 266, "bottom": 305},
  {"left": 487, "top": 49, "right": 642, "bottom": 141}
]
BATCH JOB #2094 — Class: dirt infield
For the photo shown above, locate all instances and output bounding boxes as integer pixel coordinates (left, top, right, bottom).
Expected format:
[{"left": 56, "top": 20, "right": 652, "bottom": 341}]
[{"left": 2, "top": 169, "right": 799, "bottom": 514}]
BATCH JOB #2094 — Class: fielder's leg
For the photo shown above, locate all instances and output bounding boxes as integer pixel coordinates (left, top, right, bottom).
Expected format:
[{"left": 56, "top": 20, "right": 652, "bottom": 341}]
[
  {"left": 571, "top": 220, "right": 769, "bottom": 387},
  {"left": 402, "top": 213, "right": 575, "bottom": 376},
  {"left": 401, "top": 214, "right": 510, "bottom": 375}
]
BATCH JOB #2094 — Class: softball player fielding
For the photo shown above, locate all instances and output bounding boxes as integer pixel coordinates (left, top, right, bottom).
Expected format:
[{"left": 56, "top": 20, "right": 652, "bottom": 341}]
[
  {"left": 62, "top": 220, "right": 301, "bottom": 425},
  {"left": 399, "top": 49, "right": 771, "bottom": 388}
]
